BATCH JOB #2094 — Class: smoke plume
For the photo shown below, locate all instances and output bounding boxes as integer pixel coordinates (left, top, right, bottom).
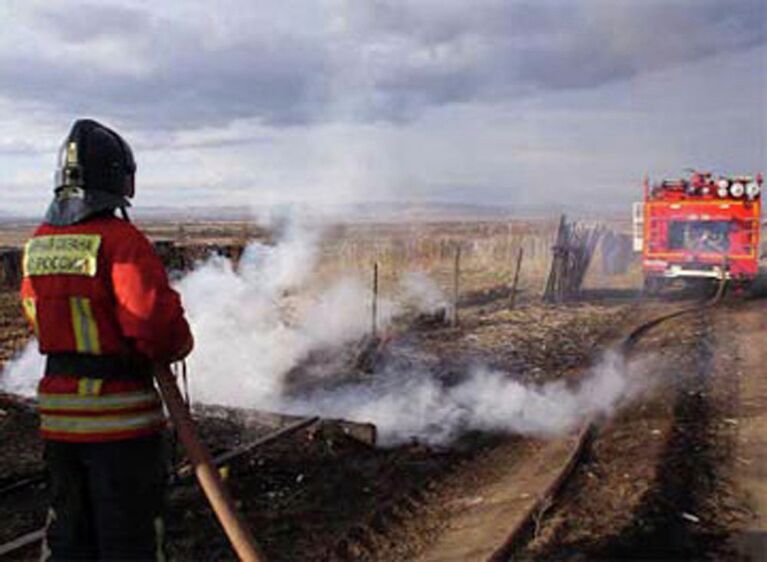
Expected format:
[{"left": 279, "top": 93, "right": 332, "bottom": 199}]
[
  {"left": 284, "top": 350, "right": 653, "bottom": 445},
  {"left": 0, "top": 218, "right": 653, "bottom": 445}
]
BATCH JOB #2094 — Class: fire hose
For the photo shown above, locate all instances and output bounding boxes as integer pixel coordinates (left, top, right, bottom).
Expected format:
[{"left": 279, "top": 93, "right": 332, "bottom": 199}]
[{"left": 154, "top": 365, "right": 265, "bottom": 562}]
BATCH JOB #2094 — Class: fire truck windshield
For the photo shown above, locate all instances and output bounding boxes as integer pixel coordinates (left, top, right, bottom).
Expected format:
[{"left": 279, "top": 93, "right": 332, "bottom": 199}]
[{"left": 668, "top": 221, "right": 731, "bottom": 253}]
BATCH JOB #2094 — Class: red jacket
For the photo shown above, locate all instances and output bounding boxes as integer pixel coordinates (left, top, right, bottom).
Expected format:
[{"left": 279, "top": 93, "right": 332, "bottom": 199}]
[{"left": 20, "top": 215, "right": 193, "bottom": 442}]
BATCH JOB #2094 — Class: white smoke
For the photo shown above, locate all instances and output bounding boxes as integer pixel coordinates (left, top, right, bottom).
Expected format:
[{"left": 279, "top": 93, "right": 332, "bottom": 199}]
[
  {"left": 177, "top": 219, "right": 653, "bottom": 444},
  {"left": 284, "top": 350, "right": 654, "bottom": 445},
  {"left": 0, "top": 216, "right": 654, "bottom": 446},
  {"left": 1, "top": 341, "right": 44, "bottom": 397},
  {"left": 177, "top": 219, "right": 391, "bottom": 407},
  {"left": 398, "top": 271, "right": 448, "bottom": 314}
]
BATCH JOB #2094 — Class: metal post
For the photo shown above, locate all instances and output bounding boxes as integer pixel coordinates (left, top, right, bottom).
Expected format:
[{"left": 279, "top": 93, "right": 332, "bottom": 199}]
[
  {"left": 509, "top": 246, "right": 524, "bottom": 310},
  {"left": 372, "top": 262, "right": 379, "bottom": 337},
  {"left": 452, "top": 245, "right": 461, "bottom": 326}
]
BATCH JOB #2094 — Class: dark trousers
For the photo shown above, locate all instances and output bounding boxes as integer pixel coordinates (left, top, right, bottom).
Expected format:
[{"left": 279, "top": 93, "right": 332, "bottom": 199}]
[{"left": 43, "top": 434, "right": 167, "bottom": 561}]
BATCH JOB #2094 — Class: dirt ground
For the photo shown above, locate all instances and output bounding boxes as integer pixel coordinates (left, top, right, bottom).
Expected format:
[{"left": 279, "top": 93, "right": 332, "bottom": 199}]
[
  {"left": 718, "top": 299, "right": 767, "bottom": 560},
  {"left": 2, "top": 239, "right": 766, "bottom": 561},
  {"left": 0, "top": 283, "right": 635, "bottom": 561},
  {"left": 510, "top": 296, "right": 767, "bottom": 562}
]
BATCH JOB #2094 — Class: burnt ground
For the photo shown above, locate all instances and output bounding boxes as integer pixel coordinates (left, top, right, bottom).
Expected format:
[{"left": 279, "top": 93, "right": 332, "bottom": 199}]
[
  {"left": 3, "top": 287, "right": 763, "bottom": 561},
  {"left": 171, "top": 298, "right": 640, "bottom": 561},
  {"left": 0, "top": 287, "right": 637, "bottom": 561}
]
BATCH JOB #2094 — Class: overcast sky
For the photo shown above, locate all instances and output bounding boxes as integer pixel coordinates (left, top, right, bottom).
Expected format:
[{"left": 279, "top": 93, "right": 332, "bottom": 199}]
[{"left": 1, "top": 0, "right": 765, "bottom": 216}]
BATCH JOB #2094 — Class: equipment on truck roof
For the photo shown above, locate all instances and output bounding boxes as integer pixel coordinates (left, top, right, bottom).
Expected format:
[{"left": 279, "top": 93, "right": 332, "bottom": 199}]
[{"left": 632, "top": 170, "right": 762, "bottom": 293}]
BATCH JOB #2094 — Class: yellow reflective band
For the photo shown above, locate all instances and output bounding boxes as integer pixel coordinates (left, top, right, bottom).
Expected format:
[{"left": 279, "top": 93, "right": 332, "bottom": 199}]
[
  {"left": 76, "top": 378, "right": 103, "bottom": 397},
  {"left": 39, "top": 390, "right": 160, "bottom": 411},
  {"left": 21, "top": 297, "right": 38, "bottom": 335},
  {"left": 23, "top": 234, "right": 101, "bottom": 277},
  {"left": 70, "top": 297, "right": 101, "bottom": 354},
  {"left": 40, "top": 411, "right": 165, "bottom": 433}
]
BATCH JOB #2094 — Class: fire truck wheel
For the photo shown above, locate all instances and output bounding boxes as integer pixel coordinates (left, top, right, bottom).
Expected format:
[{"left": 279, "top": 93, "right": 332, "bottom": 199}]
[{"left": 643, "top": 277, "right": 664, "bottom": 296}]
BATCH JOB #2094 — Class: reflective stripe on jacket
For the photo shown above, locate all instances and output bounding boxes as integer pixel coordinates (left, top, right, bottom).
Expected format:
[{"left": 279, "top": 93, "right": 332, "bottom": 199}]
[
  {"left": 38, "top": 375, "right": 165, "bottom": 442},
  {"left": 20, "top": 216, "right": 192, "bottom": 442}
]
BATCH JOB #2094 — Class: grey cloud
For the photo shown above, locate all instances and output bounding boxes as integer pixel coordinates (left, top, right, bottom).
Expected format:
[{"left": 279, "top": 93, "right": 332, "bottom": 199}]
[
  {"left": 356, "top": 0, "right": 766, "bottom": 117},
  {"left": 322, "top": 0, "right": 767, "bottom": 123},
  {"left": 0, "top": 140, "right": 51, "bottom": 156},
  {"left": 135, "top": 133, "right": 272, "bottom": 152},
  {"left": 0, "top": 1, "right": 764, "bottom": 132},
  {"left": 36, "top": 2, "right": 150, "bottom": 43},
  {"left": 0, "top": 11, "right": 330, "bottom": 130}
]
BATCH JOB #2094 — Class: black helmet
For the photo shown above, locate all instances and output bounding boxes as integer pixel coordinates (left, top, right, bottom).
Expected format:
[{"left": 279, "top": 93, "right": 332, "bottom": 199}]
[
  {"left": 55, "top": 119, "right": 136, "bottom": 197},
  {"left": 46, "top": 119, "right": 137, "bottom": 226}
]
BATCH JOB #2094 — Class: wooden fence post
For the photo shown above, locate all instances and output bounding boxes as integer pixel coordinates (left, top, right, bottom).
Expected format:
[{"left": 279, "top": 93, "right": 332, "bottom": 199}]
[
  {"left": 372, "top": 262, "right": 379, "bottom": 337},
  {"left": 451, "top": 245, "right": 461, "bottom": 326},
  {"left": 508, "top": 246, "right": 524, "bottom": 310}
]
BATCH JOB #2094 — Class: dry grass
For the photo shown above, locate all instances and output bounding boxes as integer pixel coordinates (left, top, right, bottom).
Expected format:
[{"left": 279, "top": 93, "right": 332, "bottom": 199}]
[
  {"left": 315, "top": 220, "right": 561, "bottom": 300},
  {"left": 1, "top": 216, "right": 652, "bottom": 303}
]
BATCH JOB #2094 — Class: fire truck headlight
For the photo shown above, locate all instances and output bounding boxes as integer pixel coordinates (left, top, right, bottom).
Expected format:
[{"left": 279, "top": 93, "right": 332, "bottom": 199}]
[
  {"left": 746, "top": 182, "right": 760, "bottom": 199},
  {"left": 717, "top": 186, "right": 729, "bottom": 198},
  {"left": 730, "top": 182, "right": 745, "bottom": 197}
]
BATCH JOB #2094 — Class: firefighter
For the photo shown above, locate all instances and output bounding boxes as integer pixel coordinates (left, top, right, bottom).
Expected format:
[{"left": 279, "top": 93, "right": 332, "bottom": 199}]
[{"left": 20, "top": 119, "right": 193, "bottom": 561}]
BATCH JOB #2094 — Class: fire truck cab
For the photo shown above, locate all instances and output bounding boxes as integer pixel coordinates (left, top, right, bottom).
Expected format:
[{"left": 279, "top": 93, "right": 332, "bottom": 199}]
[{"left": 633, "top": 170, "right": 762, "bottom": 292}]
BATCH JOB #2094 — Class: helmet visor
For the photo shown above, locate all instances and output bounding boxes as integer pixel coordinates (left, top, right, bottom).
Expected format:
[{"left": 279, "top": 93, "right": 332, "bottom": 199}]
[{"left": 54, "top": 140, "right": 84, "bottom": 189}]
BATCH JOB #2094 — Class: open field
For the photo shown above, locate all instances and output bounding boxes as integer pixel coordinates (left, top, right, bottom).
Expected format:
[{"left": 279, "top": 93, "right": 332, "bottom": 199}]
[{"left": 1, "top": 217, "right": 766, "bottom": 561}]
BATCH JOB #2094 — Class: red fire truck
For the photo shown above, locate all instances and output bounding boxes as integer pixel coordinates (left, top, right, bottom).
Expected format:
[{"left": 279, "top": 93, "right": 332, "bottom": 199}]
[{"left": 633, "top": 170, "right": 762, "bottom": 292}]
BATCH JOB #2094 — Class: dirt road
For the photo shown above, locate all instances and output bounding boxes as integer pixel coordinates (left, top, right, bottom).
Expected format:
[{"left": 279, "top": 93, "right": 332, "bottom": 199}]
[
  {"left": 511, "top": 297, "right": 767, "bottom": 561},
  {"left": 718, "top": 299, "right": 767, "bottom": 560}
]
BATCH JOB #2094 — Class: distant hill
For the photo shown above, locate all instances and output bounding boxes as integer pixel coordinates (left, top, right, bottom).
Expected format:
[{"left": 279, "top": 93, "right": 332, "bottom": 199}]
[
  {"left": 0, "top": 211, "right": 32, "bottom": 225},
  {"left": 132, "top": 200, "right": 632, "bottom": 223},
  {"left": 132, "top": 206, "right": 252, "bottom": 221},
  {"left": 4, "top": 200, "right": 639, "bottom": 226}
]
